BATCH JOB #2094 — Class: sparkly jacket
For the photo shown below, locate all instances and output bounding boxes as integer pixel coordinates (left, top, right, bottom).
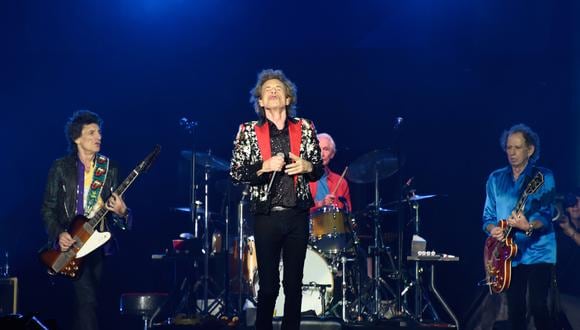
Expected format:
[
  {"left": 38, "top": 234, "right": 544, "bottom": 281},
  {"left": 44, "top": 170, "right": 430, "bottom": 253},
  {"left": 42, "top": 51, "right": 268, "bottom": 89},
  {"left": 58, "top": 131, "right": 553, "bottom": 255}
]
[{"left": 230, "top": 117, "right": 323, "bottom": 215}]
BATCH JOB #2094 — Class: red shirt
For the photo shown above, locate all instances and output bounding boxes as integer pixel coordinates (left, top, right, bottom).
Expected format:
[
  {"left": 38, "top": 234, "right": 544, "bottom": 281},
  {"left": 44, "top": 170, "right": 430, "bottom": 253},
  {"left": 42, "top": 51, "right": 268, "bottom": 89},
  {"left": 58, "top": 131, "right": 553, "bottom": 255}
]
[{"left": 309, "top": 167, "right": 352, "bottom": 212}]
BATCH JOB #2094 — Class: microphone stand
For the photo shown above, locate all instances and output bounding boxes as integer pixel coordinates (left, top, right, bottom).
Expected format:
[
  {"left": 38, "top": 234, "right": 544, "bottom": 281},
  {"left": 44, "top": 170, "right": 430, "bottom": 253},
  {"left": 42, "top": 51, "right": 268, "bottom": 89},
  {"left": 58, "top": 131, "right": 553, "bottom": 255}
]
[
  {"left": 393, "top": 117, "right": 405, "bottom": 316},
  {"left": 180, "top": 118, "right": 199, "bottom": 239},
  {"left": 223, "top": 203, "right": 230, "bottom": 316},
  {"left": 179, "top": 118, "right": 199, "bottom": 317}
]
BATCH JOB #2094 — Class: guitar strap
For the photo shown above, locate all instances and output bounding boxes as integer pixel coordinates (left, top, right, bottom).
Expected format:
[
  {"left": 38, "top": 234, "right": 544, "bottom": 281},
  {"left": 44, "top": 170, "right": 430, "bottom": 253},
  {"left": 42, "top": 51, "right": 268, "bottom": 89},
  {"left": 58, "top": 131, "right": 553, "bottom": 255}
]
[{"left": 85, "top": 154, "right": 109, "bottom": 226}]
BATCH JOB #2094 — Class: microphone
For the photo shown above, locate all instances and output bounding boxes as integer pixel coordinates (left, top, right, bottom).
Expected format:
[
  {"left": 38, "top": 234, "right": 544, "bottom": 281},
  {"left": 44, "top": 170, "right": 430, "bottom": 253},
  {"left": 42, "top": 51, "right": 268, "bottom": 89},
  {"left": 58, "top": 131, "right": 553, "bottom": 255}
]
[
  {"left": 394, "top": 117, "right": 404, "bottom": 129},
  {"left": 403, "top": 176, "right": 414, "bottom": 198},
  {"left": 179, "top": 117, "right": 198, "bottom": 133},
  {"left": 266, "top": 152, "right": 285, "bottom": 198}
]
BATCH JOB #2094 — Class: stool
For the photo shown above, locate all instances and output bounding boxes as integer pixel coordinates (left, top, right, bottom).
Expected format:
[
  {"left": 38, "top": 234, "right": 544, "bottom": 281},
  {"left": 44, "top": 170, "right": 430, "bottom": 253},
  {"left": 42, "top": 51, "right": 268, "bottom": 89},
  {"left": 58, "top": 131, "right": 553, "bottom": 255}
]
[{"left": 120, "top": 293, "right": 168, "bottom": 330}]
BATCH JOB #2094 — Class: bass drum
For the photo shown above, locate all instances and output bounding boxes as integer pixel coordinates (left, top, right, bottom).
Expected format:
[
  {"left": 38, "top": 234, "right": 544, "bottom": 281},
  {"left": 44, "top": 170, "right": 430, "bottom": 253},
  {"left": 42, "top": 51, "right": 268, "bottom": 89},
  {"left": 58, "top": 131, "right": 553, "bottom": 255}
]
[{"left": 252, "top": 246, "right": 334, "bottom": 316}]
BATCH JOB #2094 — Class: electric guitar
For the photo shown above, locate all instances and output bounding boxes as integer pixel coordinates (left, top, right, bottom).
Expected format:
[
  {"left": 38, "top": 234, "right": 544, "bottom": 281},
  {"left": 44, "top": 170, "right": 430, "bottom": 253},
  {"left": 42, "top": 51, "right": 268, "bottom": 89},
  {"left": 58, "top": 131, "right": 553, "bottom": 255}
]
[
  {"left": 483, "top": 171, "right": 544, "bottom": 294},
  {"left": 39, "top": 145, "right": 160, "bottom": 278}
]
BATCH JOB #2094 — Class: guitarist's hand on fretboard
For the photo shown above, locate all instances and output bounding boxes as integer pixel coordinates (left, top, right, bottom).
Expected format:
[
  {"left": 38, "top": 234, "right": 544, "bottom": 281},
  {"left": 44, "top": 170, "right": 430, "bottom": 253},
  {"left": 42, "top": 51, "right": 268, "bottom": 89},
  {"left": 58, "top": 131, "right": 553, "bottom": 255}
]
[
  {"left": 105, "top": 192, "right": 128, "bottom": 217},
  {"left": 507, "top": 211, "right": 530, "bottom": 231}
]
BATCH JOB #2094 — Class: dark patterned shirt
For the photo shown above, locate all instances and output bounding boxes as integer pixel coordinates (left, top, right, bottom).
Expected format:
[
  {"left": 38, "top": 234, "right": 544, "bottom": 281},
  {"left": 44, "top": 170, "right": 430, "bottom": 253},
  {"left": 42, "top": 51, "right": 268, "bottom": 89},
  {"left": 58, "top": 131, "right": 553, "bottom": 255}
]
[{"left": 268, "top": 120, "right": 296, "bottom": 208}]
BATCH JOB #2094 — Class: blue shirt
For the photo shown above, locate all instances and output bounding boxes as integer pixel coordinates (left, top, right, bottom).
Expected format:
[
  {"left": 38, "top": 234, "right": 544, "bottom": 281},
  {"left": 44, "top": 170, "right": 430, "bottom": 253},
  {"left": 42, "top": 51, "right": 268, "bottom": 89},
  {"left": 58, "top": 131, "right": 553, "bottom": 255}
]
[{"left": 482, "top": 164, "right": 557, "bottom": 266}]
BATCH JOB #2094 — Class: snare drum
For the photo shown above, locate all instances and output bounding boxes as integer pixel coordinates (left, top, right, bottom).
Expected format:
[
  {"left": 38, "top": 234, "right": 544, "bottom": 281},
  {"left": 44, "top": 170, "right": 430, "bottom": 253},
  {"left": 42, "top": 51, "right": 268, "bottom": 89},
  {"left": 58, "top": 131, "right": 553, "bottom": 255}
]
[
  {"left": 309, "top": 205, "right": 353, "bottom": 254},
  {"left": 251, "top": 246, "right": 334, "bottom": 316}
]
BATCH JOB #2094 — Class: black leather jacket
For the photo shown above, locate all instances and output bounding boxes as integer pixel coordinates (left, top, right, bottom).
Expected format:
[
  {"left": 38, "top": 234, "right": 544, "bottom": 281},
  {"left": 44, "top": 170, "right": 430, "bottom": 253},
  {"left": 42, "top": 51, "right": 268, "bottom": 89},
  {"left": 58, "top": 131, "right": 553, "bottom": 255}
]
[{"left": 41, "top": 154, "right": 125, "bottom": 248}]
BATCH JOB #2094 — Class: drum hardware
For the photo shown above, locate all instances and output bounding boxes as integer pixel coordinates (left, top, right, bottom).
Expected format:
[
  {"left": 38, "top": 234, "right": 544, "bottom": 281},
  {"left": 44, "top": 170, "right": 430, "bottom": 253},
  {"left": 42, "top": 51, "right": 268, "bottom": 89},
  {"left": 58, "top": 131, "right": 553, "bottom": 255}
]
[
  {"left": 199, "top": 152, "right": 213, "bottom": 315},
  {"left": 383, "top": 193, "right": 438, "bottom": 207},
  {"left": 302, "top": 282, "right": 331, "bottom": 315},
  {"left": 235, "top": 187, "right": 255, "bottom": 314},
  {"left": 179, "top": 137, "right": 230, "bottom": 316},
  {"left": 347, "top": 148, "right": 401, "bottom": 319},
  {"left": 406, "top": 192, "right": 442, "bottom": 322},
  {"left": 338, "top": 255, "right": 359, "bottom": 322},
  {"left": 248, "top": 246, "right": 334, "bottom": 317}
]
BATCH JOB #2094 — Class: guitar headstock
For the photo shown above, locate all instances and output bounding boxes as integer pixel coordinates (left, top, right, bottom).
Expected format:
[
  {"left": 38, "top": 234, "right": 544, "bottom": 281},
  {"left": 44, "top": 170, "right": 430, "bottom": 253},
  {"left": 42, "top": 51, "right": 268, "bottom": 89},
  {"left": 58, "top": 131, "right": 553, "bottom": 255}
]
[
  {"left": 136, "top": 145, "right": 161, "bottom": 174},
  {"left": 524, "top": 172, "right": 544, "bottom": 196}
]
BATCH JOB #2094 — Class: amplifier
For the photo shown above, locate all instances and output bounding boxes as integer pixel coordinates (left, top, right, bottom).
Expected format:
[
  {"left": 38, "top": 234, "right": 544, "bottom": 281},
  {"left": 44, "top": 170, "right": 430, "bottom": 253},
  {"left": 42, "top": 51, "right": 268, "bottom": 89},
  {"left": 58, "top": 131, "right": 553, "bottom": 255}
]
[{"left": 0, "top": 277, "right": 17, "bottom": 316}]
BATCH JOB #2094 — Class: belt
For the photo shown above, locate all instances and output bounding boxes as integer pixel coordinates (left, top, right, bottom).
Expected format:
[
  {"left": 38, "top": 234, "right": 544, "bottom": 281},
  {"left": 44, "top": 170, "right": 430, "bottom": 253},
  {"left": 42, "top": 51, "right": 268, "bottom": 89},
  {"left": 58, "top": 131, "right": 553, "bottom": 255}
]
[{"left": 271, "top": 206, "right": 293, "bottom": 212}]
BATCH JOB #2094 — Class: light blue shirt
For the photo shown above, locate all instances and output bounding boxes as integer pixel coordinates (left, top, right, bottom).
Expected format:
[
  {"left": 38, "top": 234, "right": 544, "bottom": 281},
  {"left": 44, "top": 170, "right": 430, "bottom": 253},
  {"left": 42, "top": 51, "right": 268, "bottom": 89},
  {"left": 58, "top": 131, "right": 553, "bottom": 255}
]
[{"left": 482, "top": 164, "right": 557, "bottom": 266}]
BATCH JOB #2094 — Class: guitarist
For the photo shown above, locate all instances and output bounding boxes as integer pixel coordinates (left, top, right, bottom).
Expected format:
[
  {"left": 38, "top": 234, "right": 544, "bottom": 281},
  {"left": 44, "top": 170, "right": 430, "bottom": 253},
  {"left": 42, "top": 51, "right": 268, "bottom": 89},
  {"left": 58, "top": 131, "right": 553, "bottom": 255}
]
[
  {"left": 41, "top": 110, "right": 132, "bottom": 330},
  {"left": 482, "top": 123, "right": 556, "bottom": 330}
]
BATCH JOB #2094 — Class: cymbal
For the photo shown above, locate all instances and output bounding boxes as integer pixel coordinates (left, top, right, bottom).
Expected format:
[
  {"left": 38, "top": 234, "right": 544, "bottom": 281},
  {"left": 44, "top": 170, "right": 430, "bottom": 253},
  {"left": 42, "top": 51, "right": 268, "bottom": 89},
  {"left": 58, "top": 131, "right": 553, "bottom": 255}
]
[
  {"left": 171, "top": 206, "right": 222, "bottom": 219},
  {"left": 353, "top": 203, "right": 397, "bottom": 219},
  {"left": 181, "top": 150, "right": 229, "bottom": 171},
  {"left": 347, "top": 149, "right": 400, "bottom": 184},
  {"left": 385, "top": 194, "right": 438, "bottom": 206}
]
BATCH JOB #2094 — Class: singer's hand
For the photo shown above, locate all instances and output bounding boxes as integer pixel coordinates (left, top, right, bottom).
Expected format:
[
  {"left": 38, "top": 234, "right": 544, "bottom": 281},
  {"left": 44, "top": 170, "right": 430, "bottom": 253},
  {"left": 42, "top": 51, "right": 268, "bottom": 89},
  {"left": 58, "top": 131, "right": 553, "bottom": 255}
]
[
  {"left": 259, "top": 154, "right": 285, "bottom": 175},
  {"left": 285, "top": 152, "right": 312, "bottom": 175}
]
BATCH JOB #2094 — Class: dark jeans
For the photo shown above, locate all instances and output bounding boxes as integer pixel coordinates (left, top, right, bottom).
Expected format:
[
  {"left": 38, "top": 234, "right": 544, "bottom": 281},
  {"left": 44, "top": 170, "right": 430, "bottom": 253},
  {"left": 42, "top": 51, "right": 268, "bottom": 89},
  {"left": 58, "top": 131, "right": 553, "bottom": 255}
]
[
  {"left": 72, "top": 250, "right": 104, "bottom": 330},
  {"left": 507, "top": 263, "right": 555, "bottom": 330},
  {"left": 254, "top": 208, "right": 309, "bottom": 330}
]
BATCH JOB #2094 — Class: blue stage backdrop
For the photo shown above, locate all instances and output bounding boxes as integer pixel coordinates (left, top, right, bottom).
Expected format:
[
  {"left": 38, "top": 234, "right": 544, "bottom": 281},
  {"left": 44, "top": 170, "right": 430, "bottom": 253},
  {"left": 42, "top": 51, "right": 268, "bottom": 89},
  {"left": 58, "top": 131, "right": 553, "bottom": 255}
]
[{"left": 0, "top": 0, "right": 578, "bottom": 328}]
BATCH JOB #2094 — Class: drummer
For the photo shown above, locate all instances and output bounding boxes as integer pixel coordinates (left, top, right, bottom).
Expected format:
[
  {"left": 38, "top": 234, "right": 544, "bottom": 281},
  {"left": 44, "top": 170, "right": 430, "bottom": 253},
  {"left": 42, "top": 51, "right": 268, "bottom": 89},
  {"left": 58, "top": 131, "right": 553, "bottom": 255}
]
[{"left": 309, "top": 133, "right": 352, "bottom": 211}]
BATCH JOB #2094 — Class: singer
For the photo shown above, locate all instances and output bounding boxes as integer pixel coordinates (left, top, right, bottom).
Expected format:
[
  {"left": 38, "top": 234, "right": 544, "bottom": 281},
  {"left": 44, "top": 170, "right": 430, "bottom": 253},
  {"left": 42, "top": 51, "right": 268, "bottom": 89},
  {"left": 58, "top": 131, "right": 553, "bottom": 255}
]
[{"left": 230, "top": 69, "right": 323, "bottom": 330}]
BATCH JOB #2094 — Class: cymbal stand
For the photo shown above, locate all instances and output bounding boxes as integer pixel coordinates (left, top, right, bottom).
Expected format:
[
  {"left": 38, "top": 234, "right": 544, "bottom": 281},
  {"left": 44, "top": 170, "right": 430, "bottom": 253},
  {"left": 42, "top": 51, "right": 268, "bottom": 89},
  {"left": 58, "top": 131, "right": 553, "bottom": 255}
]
[
  {"left": 393, "top": 117, "right": 404, "bottom": 315},
  {"left": 368, "top": 167, "right": 397, "bottom": 320},
  {"left": 198, "top": 161, "right": 213, "bottom": 315},
  {"left": 222, "top": 204, "right": 230, "bottom": 315},
  {"left": 412, "top": 200, "right": 421, "bottom": 319},
  {"left": 179, "top": 118, "right": 205, "bottom": 317},
  {"left": 237, "top": 188, "right": 249, "bottom": 314},
  {"left": 179, "top": 118, "right": 199, "bottom": 239}
]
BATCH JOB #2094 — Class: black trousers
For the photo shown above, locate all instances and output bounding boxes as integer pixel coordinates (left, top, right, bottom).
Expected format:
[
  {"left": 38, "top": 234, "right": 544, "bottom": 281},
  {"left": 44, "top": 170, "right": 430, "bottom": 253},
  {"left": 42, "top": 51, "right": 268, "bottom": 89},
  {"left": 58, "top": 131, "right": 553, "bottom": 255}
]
[
  {"left": 254, "top": 208, "right": 309, "bottom": 330},
  {"left": 506, "top": 263, "right": 555, "bottom": 330},
  {"left": 72, "top": 250, "right": 104, "bottom": 330}
]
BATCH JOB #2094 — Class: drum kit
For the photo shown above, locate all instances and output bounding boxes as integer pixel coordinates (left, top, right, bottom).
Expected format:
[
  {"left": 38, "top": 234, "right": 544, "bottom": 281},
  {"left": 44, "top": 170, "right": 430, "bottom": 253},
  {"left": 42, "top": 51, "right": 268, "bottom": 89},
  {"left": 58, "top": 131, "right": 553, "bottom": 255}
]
[{"left": 167, "top": 145, "right": 442, "bottom": 325}]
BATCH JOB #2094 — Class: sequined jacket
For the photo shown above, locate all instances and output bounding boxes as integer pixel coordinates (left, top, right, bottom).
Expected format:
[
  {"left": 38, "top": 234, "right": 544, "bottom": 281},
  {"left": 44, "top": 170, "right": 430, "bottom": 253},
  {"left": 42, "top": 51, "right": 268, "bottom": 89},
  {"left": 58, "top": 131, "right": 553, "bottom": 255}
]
[{"left": 230, "top": 117, "right": 323, "bottom": 215}]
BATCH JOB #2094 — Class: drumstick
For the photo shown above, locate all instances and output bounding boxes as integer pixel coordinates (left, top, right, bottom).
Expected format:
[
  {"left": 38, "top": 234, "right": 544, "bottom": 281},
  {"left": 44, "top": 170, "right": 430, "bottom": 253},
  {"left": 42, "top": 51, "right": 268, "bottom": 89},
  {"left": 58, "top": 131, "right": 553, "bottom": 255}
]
[{"left": 331, "top": 166, "right": 348, "bottom": 196}]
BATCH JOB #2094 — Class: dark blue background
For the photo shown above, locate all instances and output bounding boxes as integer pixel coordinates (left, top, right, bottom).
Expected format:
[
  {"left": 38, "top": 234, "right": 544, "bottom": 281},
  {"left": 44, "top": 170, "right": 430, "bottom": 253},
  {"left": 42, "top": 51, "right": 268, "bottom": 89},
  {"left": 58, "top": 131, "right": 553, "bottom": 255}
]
[{"left": 1, "top": 0, "right": 578, "bottom": 328}]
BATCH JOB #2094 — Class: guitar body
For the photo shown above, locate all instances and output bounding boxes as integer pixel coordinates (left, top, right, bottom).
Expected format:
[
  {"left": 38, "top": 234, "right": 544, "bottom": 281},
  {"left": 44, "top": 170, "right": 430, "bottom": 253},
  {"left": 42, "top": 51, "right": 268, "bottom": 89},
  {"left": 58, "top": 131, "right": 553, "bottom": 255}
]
[
  {"left": 39, "top": 214, "right": 111, "bottom": 278},
  {"left": 483, "top": 219, "right": 518, "bottom": 294}
]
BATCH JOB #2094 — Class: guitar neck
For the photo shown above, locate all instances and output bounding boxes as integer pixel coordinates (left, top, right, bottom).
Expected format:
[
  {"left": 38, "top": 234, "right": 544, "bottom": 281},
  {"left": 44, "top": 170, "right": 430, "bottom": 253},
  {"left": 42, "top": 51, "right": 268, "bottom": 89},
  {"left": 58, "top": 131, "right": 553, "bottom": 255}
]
[
  {"left": 86, "top": 145, "right": 160, "bottom": 230},
  {"left": 87, "top": 169, "right": 140, "bottom": 229},
  {"left": 504, "top": 171, "right": 544, "bottom": 236},
  {"left": 504, "top": 193, "right": 529, "bottom": 236}
]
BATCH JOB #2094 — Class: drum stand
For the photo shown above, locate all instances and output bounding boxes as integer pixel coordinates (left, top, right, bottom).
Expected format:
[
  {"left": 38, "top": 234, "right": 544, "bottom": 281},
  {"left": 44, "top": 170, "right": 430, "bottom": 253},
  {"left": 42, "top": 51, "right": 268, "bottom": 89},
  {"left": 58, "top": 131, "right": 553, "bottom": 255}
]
[
  {"left": 235, "top": 188, "right": 255, "bottom": 314},
  {"left": 178, "top": 118, "right": 205, "bottom": 317},
  {"left": 187, "top": 162, "right": 222, "bottom": 316},
  {"left": 368, "top": 169, "right": 397, "bottom": 321}
]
